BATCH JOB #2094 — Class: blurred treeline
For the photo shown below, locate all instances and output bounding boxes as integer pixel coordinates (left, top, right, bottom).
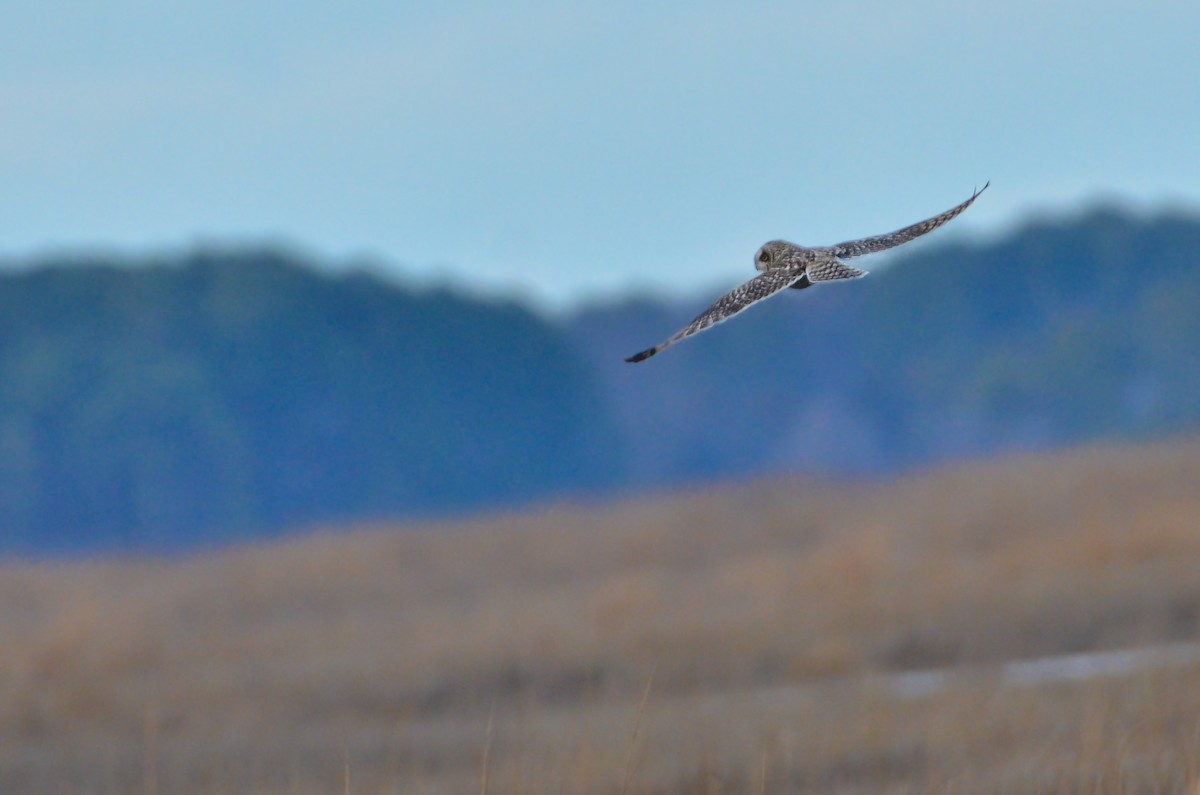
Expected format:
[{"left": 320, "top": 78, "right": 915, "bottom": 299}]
[
  {"left": 1, "top": 207, "right": 1198, "bottom": 554},
  {"left": 0, "top": 251, "right": 620, "bottom": 553},
  {"left": 577, "top": 207, "right": 1200, "bottom": 480}
]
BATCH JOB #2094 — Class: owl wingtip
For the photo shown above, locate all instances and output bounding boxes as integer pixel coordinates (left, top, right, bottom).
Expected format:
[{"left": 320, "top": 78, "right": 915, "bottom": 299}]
[{"left": 625, "top": 348, "right": 656, "bottom": 363}]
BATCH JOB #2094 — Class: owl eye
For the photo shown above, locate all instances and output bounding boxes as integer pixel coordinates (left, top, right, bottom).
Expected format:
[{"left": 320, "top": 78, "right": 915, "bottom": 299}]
[{"left": 758, "top": 249, "right": 771, "bottom": 263}]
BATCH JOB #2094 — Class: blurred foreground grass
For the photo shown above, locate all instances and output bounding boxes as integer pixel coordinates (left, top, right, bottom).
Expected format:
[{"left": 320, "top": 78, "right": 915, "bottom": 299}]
[{"left": 2, "top": 438, "right": 1200, "bottom": 793}]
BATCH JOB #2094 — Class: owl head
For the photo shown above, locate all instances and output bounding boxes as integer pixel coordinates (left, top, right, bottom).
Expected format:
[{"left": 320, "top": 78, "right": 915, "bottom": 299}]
[{"left": 753, "top": 240, "right": 795, "bottom": 272}]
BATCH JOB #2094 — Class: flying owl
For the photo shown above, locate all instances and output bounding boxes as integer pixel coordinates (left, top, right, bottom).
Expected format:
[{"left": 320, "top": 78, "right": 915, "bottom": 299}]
[{"left": 625, "top": 183, "right": 989, "bottom": 363}]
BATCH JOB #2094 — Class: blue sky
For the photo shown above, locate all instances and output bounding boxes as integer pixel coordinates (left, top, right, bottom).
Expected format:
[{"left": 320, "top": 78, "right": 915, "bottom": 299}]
[{"left": 2, "top": 1, "right": 1198, "bottom": 308}]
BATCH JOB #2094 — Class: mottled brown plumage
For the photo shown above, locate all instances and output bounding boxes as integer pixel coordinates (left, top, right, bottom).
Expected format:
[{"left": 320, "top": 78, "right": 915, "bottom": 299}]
[{"left": 625, "top": 183, "right": 988, "bottom": 363}]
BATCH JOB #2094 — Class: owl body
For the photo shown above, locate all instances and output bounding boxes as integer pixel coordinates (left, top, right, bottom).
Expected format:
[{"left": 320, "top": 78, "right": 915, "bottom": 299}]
[{"left": 625, "top": 183, "right": 988, "bottom": 363}]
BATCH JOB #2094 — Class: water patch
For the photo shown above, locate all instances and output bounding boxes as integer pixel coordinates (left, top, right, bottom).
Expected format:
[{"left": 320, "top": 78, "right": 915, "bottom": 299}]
[{"left": 886, "top": 641, "right": 1200, "bottom": 700}]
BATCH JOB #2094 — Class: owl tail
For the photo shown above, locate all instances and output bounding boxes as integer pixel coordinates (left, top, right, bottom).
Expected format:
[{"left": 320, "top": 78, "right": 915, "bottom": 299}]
[{"left": 807, "top": 260, "right": 868, "bottom": 283}]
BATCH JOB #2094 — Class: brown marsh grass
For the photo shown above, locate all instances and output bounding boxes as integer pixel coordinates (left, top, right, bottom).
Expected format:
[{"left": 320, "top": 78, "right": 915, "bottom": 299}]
[{"left": 1, "top": 438, "right": 1199, "bottom": 793}]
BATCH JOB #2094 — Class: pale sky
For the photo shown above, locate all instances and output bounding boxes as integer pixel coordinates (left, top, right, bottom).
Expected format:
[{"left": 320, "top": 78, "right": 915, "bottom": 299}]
[{"left": 2, "top": 1, "right": 1198, "bottom": 307}]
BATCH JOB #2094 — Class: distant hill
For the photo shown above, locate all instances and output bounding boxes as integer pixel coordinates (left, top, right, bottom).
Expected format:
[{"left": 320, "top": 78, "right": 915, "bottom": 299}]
[
  {"left": 1, "top": 207, "right": 1199, "bottom": 553},
  {"left": 569, "top": 207, "right": 1200, "bottom": 482},
  {"left": 0, "top": 250, "right": 620, "bottom": 553}
]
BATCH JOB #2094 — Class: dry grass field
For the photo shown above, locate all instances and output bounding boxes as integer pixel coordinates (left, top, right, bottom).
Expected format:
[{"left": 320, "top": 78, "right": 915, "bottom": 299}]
[{"left": 2, "top": 439, "right": 1200, "bottom": 793}]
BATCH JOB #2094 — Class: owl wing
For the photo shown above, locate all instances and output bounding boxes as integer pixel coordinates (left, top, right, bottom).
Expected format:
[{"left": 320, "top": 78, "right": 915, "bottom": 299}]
[
  {"left": 831, "top": 182, "right": 988, "bottom": 259},
  {"left": 625, "top": 268, "right": 803, "bottom": 362}
]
